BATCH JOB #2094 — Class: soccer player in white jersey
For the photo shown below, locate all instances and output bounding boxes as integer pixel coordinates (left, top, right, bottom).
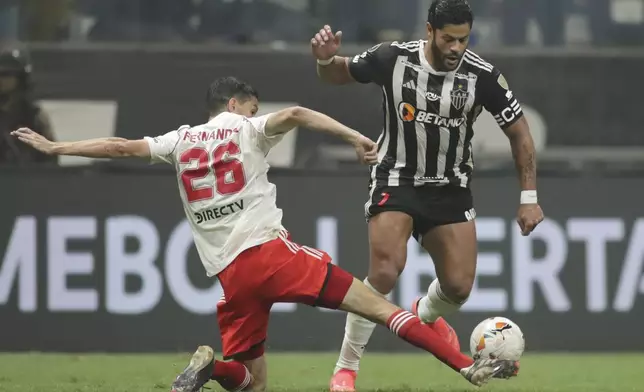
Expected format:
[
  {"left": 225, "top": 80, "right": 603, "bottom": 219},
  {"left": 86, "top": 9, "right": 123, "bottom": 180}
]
[{"left": 13, "top": 76, "right": 519, "bottom": 391}]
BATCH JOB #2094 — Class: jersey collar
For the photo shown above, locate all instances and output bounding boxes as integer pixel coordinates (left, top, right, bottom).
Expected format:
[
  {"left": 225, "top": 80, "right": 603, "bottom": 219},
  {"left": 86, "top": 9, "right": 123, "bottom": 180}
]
[{"left": 208, "top": 112, "right": 229, "bottom": 123}]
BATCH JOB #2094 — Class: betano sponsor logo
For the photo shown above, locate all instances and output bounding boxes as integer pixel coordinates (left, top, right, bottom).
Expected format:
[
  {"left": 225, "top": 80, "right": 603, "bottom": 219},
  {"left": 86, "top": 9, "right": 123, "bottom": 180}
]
[{"left": 398, "top": 102, "right": 466, "bottom": 127}]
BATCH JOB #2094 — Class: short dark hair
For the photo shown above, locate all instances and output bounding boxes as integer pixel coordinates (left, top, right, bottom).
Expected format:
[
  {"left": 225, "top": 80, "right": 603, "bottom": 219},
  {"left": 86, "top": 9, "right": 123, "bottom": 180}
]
[
  {"left": 427, "top": 0, "right": 473, "bottom": 29},
  {"left": 206, "top": 76, "right": 258, "bottom": 114}
]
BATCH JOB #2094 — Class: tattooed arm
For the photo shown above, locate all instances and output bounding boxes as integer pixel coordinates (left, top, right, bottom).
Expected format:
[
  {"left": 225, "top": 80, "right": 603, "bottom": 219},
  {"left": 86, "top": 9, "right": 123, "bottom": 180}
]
[
  {"left": 479, "top": 65, "right": 543, "bottom": 235},
  {"left": 503, "top": 116, "right": 537, "bottom": 191},
  {"left": 478, "top": 67, "right": 537, "bottom": 192},
  {"left": 503, "top": 115, "right": 543, "bottom": 236}
]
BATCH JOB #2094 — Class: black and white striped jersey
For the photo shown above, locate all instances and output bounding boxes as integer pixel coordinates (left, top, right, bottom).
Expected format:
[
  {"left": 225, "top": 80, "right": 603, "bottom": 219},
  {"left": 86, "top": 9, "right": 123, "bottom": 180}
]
[{"left": 348, "top": 40, "right": 524, "bottom": 188}]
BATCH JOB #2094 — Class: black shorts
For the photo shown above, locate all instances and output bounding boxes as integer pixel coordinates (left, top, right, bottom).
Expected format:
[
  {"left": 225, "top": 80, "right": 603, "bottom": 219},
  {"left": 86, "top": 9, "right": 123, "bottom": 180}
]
[{"left": 365, "top": 184, "right": 475, "bottom": 241}]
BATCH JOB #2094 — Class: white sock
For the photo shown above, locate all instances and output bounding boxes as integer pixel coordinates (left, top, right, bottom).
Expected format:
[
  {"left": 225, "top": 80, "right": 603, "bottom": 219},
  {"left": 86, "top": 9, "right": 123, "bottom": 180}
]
[
  {"left": 417, "top": 278, "right": 464, "bottom": 323},
  {"left": 334, "top": 278, "right": 388, "bottom": 374}
]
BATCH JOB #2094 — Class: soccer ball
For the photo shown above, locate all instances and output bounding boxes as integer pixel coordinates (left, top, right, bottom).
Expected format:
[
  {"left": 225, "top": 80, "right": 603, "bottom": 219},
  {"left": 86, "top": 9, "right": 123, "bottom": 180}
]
[{"left": 469, "top": 317, "right": 525, "bottom": 361}]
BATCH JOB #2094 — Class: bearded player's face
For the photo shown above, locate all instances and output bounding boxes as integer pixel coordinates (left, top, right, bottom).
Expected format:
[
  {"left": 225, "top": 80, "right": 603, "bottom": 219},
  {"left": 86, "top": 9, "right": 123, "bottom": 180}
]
[{"left": 428, "top": 23, "right": 471, "bottom": 71}]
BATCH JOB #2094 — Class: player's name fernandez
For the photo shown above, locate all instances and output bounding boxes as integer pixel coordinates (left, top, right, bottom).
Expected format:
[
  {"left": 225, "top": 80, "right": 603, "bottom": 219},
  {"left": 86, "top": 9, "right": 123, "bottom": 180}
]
[
  {"left": 194, "top": 200, "right": 245, "bottom": 224},
  {"left": 181, "top": 127, "right": 239, "bottom": 143}
]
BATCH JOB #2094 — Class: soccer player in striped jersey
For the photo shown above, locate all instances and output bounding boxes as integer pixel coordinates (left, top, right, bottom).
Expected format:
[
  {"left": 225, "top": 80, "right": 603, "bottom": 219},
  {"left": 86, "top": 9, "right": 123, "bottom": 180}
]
[{"left": 311, "top": 0, "right": 544, "bottom": 390}]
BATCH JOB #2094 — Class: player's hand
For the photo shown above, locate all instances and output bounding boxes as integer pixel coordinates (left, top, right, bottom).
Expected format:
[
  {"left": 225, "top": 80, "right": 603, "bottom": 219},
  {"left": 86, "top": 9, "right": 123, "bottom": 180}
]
[
  {"left": 352, "top": 134, "right": 378, "bottom": 165},
  {"left": 516, "top": 203, "right": 544, "bottom": 236},
  {"left": 11, "top": 127, "right": 56, "bottom": 154},
  {"left": 311, "top": 25, "right": 342, "bottom": 61}
]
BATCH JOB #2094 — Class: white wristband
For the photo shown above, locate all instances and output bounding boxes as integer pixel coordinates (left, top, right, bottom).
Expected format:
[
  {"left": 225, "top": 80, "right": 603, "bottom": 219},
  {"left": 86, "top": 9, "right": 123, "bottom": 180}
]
[
  {"left": 520, "top": 190, "right": 538, "bottom": 204},
  {"left": 317, "top": 57, "right": 334, "bottom": 66}
]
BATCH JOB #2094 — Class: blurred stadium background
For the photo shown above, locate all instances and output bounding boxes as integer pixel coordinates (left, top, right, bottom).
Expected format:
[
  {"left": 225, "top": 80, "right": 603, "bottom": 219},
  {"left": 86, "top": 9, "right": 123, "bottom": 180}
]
[{"left": 1, "top": 0, "right": 644, "bottom": 390}]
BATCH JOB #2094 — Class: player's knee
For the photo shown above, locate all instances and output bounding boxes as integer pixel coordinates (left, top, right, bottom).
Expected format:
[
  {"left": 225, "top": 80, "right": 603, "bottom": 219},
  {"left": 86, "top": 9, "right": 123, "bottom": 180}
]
[
  {"left": 317, "top": 264, "right": 354, "bottom": 309},
  {"left": 440, "top": 275, "right": 474, "bottom": 304},
  {"left": 371, "top": 244, "right": 406, "bottom": 271},
  {"left": 367, "top": 265, "right": 399, "bottom": 294},
  {"left": 340, "top": 279, "right": 399, "bottom": 324},
  {"left": 368, "top": 249, "right": 406, "bottom": 294}
]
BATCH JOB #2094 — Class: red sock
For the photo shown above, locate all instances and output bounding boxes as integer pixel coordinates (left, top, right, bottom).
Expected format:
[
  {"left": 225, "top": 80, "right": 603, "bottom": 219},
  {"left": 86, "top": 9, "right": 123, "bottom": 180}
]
[
  {"left": 211, "top": 360, "right": 252, "bottom": 391},
  {"left": 387, "top": 310, "right": 474, "bottom": 371}
]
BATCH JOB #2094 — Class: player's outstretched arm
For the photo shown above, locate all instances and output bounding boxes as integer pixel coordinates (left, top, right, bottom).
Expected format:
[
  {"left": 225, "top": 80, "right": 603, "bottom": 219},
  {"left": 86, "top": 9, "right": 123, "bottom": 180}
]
[
  {"left": 11, "top": 127, "right": 151, "bottom": 159},
  {"left": 311, "top": 25, "right": 355, "bottom": 85},
  {"left": 264, "top": 106, "right": 357, "bottom": 142},
  {"left": 264, "top": 106, "right": 378, "bottom": 165}
]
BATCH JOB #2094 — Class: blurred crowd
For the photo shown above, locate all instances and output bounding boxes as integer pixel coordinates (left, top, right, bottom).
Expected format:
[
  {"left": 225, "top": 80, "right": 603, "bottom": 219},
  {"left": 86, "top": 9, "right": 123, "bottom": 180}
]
[
  {"left": 0, "top": 0, "right": 641, "bottom": 46},
  {"left": 0, "top": 0, "right": 642, "bottom": 166}
]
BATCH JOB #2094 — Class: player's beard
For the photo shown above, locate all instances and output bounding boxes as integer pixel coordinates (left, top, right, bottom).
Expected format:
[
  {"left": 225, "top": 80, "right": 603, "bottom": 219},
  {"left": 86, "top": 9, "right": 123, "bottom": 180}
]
[{"left": 430, "top": 39, "right": 463, "bottom": 72}]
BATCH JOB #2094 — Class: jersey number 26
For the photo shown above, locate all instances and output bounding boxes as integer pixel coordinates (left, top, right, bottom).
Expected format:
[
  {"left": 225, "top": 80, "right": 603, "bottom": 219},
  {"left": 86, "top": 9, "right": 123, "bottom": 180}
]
[{"left": 179, "top": 141, "right": 246, "bottom": 202}]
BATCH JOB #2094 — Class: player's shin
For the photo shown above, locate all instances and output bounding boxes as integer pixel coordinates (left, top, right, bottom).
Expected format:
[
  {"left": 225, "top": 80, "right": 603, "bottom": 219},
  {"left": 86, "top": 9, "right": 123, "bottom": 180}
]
[
  {"left": 386, "top": 309, "right": 473, "bottom": 371},
  {"left": 417, "top": 278, "right": 465, "bottom": 323},
  {"left": 211, "top": 360, "right": 253, "bottom": 391},
  {"left": 339, "top": 278, "right": 473, "bottom": 372},
  {"left": 334, "top": 278, "right": 387, "bottom": 373}
]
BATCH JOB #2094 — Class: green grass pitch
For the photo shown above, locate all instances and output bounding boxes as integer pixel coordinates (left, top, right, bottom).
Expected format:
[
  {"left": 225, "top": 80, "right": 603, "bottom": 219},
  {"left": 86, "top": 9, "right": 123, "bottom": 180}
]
[{"left": 0, "top": 352, "right": 642, "bottom": 391}]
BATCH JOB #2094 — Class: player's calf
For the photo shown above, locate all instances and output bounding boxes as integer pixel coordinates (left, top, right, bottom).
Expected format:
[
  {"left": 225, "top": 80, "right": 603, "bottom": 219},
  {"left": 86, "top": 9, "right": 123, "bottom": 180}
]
[
  {"left": 439, "top": 277, "right": 473, "bottom": 305},
  {"left": 366, "top": 212, "right": 410, "bottom": 295},
  {"left": 336, "top": 277, "right": 519, "bottom": 386},
  {"left": 318, "top": 269, "right": 468, "bottom": 371},
  {"left": 241, "top": 356, "right": 267, "bottom": 392},
  {"left": 419, "top": 221, "right": 476, "bottom": 321},
  {"left": 417, "top": 278, "right": 470, "bottom": 324},
  {"left": 337, "top": 278, "right": 471, "bottom": 367}
]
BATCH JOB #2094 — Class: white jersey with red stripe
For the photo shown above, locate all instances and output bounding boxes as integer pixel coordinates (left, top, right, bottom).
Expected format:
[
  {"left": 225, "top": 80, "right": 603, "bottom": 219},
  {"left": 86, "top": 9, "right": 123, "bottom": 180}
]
[{"left": 144, "top": 112, "right": 286, "bottom": 277}]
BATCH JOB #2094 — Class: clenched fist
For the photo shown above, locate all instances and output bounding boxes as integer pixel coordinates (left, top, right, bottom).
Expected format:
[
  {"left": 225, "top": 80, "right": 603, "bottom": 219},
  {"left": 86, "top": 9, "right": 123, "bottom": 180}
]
[{"left": 516, "top": 204, "right": 544, "bottom": 236}]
